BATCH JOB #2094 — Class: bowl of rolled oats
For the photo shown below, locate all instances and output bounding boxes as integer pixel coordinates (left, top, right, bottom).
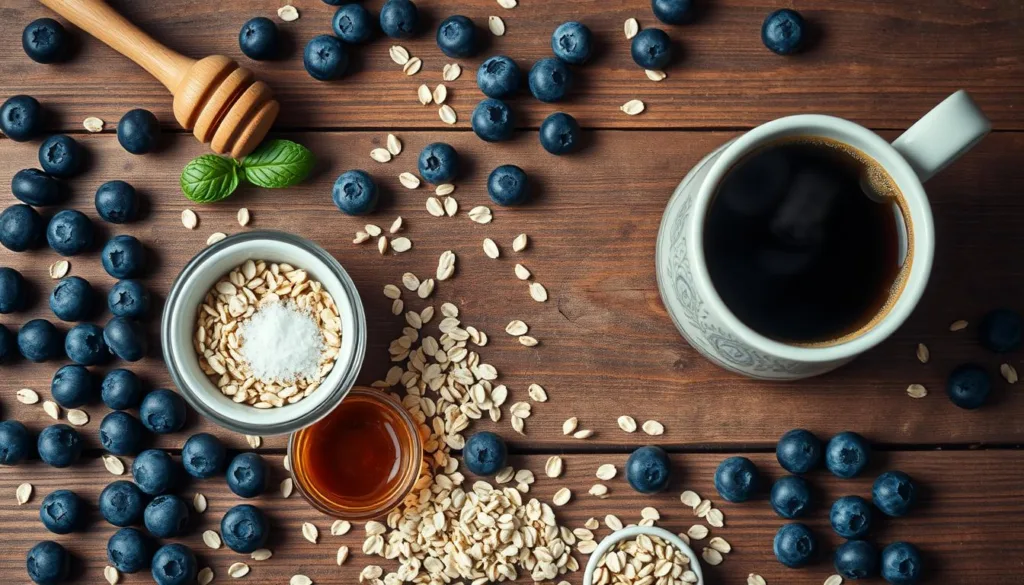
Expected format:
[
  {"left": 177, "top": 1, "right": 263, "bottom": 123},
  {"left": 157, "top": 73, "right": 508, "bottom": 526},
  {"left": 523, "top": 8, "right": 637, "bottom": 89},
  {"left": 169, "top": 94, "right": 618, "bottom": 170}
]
[
  {"left": 162, "top": 230, "right": 366, "bottom": 436},
  {"left": 584, "top": 525, "right": 705, "bottom": 585}
]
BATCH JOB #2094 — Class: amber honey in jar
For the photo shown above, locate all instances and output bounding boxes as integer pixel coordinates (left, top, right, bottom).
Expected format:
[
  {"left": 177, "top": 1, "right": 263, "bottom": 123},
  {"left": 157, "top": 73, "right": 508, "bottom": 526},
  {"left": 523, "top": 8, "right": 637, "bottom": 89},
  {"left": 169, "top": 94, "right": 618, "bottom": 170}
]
[{"left": 288, "top": 386, "right": 422, "bottom": 520}]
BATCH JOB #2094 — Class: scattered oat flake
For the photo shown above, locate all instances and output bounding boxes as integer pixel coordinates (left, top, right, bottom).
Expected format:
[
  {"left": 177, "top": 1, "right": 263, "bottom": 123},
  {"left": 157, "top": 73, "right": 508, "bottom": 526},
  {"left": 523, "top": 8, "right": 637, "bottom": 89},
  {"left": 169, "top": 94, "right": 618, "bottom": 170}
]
[
  {"left": 483, "top": 238, "right": 500, "bottom": 259},
  {"left": 104, "top": 565, "right": 120, "bottom": 584},
  {"left": 439, "top": 104, "right": 457, "bottom": 125},
  {"left": 417, "top": 84, "right": 433, "bottom": 105},
  {"left": 596, "top": 464, "right": 617, "bottom": 480},
  {"left": 197, "top": 567, "right": 214, "bottom": 585},
  {"left": 642, "top": 419, "right": 665, "bottom": 435},
  {"left": 443, "top": 63, "right": 462, "bottom": 81},
  {"left": 193, "top": 493, "right": 208, "bottom": 513},
  {"left": 426, "top": 197, "right": 445, "bottom": 217},
  {"left": 702, "top": 547, "right": 724, "bottom": 566},
  {"left": 83, "top": 116, "right": 104, "bottom": 132},
  {"left": 378, "top": 236, "right": 389, "bottom": 254},
  {"left": 181, "top": 209, "right": 198, "bottom": 229},
  {"left": 43, "top": 400, "right": 60, "bottom": 420},
  {"left": 245, "top": 434, "right": 262, "bottom": 449},
  {"left": 621, "top": 99, "right": 646, "bottom": 115},
  {"left": 435, "top": 183, "right": 455, "bottom": 196},
  {"left": 949, "top": 319, "right": 968, "bottom": 331},
  {"left": 433, "top": 84, "right": 448, "bottom": 105},
  {"left": 444, "top": 196, "right": 459, "bottom": 217},
  {"left": 527, "top": 383, "right": 547, "bottom": 401},
  {"left": 1001, "top": 363, "right": 1018, "bottom": 384},
  {"left": 748, "top": 575, "right": 767, "bottom": 585},
  {"left": 16, "top": 388, "right": 39, "bottom": 404},
  {"left": 574, "top": 429, "right": 594, "bottom": 439},
  {"left": 251, "top": 549, "right": 273, "bottom": 561},
  {"left": 302, "top": 522, "right": 319, "bottom": 543},
  {"left": 709, "top": 536, "right": 732, "bottom": 553},
  {"left": 562, "top": 417, "right": 578, "bottom": 435},
  {"left": 49, "top": 260, "right": 69, "bottom": 279},
  {"left": 331, "top": 520, "right": 352, "bottom": 536},
  {"left": 291, "top": 576, "right": 313, "bottom": 585},
  {"left": 277, "top": 5, "right": 299, "bottom": 21},
  {"left": 384, "top": 284, "right": 402, "bottom": 299},
  {"left": 203, "top": 529, "right": 223, "bottom": 549},
  {"left": 497, "top": 0, "right": 517, "bottom": 7},
  {"left": 529, "top": 282, "right": 548, "bottom": 302},
  {"left": 906, "top": 383, "right": 928, "bottom": 398},
  {"left": 645, "top": 69, "right": 667, "bottom": 81},
  {"left": 681, "top": 490, "right": 702, "bottom": 508},
  {"left": 707, "top": 508, "right": 725, "bottom": 527},
  {"left": 370, "top": 148, "right": 393, "bottom": 163},
  {"left": 336, "top": 545, "right": 350, "bottom": 565},
  {"left": 389, "top": 45, "right": 410, "bottom": 65},
  {"left": 488, "top": 15, "right": 506, "bottom": 35},
  {"left": 514, "top": 264, "right": 531, "bottom": 280},
  {"left": 353, "top": 231, "right": 370, "bottom": 244},
  {"left": 512, "top": 233, "right": 528, "bottom": 251},
  {"left": 824, "top": 575, "right": 843, "bottom": 585},
  {"left": 403, "top": 57, "right": 423, "bottom": 75},
  {"left": 228, "top": 562, "right": 250, "bottom": 578},
  {"left": 387, "top": 134, "right": 402, "bottom": 156},
  {"left": 207, "top": 232, "right": 227, "bottom": 245},
  {"left": 552, "top": 487, "right": 572, "bottom": 506},
  {"left": 506, "top": 320, "right": 528, "bottom": 336},
  {"left": 588, "top": 483, "right": 608, "bottom": 497},
  {"left": 399, "top": 172, "right": 421, "bottom": 189},
  {"left": 545, "top": 455, "right": 563, "bottom": 478},
  {"left": 16, "top": 482, "right": 32, "bottom": 505},
  {"left": 102, "top": 454, "right": 125, "bottom": 475},
  {"left": 519, "top": 335, "right": 538, "bottom": 347},
  {"left": 605, "top": 514, "right": 624, "bottom": 530},
  {"left": 280, "top": 478, "right": 294, "bottom": 498},
  {"left": 392, "top": 237, "right": 413, "bottom": 253},
  {"left": 468, "top": 205, "right": 492, "bottom": 224},
  {"left": 624, "top": 17, "right": 639, "bottom": 39}
]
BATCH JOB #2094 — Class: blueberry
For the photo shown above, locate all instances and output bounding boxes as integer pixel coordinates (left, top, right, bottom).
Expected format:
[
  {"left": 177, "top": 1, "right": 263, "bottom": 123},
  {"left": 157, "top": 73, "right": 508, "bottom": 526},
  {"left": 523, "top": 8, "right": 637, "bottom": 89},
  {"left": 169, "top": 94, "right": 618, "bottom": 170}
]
[
  {"left": 65, "top": 322, "right": 108, "bottom": 365},
  {"left": 23, "top": 18, "right": 68, "bottom": 64},
  {"left": 946, "top": 364, "right": 991, "bottom": 409},
  {"left": 0, "top": 324, "right": 15, "bottom": 364},
  {"left": 436, "top": 15, "right": 478, "bottom": 58},
  {"left": 477, "top": 55, "right": 521, "bottom": 98},
  {"left": 0, "top": 420, "right": 33, "bottom": 465},
  {"left": 101, "top": 369, "right": 144, "bottom": 410},
  {"left": 39, "top": 489, "right": 84, "bottom": 534},
  {"left": 133, "top": 449, "right": 178, "bottom": 495},
  {"left": 304, "top": 35, "right": 349, "bottom": 81},
  {"left": 50, "top": 276, "right": 95, "bottom": 321},
  {"left": 104, "top": 317, "right": 147, "bottom": 362},
  {"left": 631, "top": 28, "right": 673, "bottom": 69},
  {"left": 380, "top": 0, "right": 418, "bottom": 39},
  {"left": 239, "top": 17, "right": 279, "bottom": 60},
  {"left": 95, "top": 180, "right": 139, "bottom": 224},
  {"left": 1, "top": 204, "right": 46, "bottom": 252},
  {"left": 145, "top": 494, "right": 190, "bottom": 538},
  {"left": 830, "top": 495, "right": 873, "bottom": 539},
  {"left": 108, "top": 279, "right": 150, "bottom": 318},
  {"left": 471, "top": 98, "right": 515, "bottom": 142},
  {"left": 825, "top": 431, "right": 871, "bottom": 478},
  {"left": 539, "top": 112, "right": 581, "bottom": 155},
  {"left": 762, "top": 9, "right": 805, "bottom": 55},
  {"left": 37, "top": 424, "right": 82, "bottom": 468},
  {"left": 19, "top": 319, "right": 63, "bottom": 362},
  {"left": 462, "top": 431, "right": 507, "bottom": 476},
  {"left": 773, "top": 523, "right": 817, "bottom": 568},
  {"left": 770, "top": 475, "right": 811, "bottom": 519},
  {"left": 0, "top": 267, "right": 27, "bottom": 313},
  {"left": 51, "top": 364, "right": 97, "bottom": 407},
  {"left": 13, "top": 168, "right": 64, "bottom": 205},
  {"left": 107, "top": 527, "right": 153, "bottom": 573},
  {"left": 26, "top": 541, "right": 70, "bottom": 585},
  {"left": 117, "top": 109, "right": 160, "bottom": 155},
  {"left": 47, "top": 209, "right": 93, "bottom": 256},
  {"left": 139, "top": 389, "right": 187, "bottom": 434},
  {"left": 151, "top": 543, "right": 197, "bottom": 585},
  {"left": 227, "top": 452, "right": 269, "bottom": 498},
  {"left": 551, "top": 21, "right": 593, "bottom": 65},
  {"left": 101, "top": 235, "right": 145, "bottom": 278},
  {"left": 880, "top": 542, "right": 922, "bottom": 585},
  {"left": 487, "top": 165, "right": 529, "bottom": 206},
  {"left": 221, "top": 504, "right": 270, "bottom": 553},
  {"left": 418, "top": 142, "right": 459, "bottom": 184},
  {"left": 99, "top": 480, "right": 146, "bottom": 527},
  {"left": 776, "top": 428, "right": 823, "bottom": 474},
  {"left": 834, "top": 540, "right": 879, "bottom": 580},
  {"left": 625, "top": 445, "right": 672, "bottom": 493},
  {"left": 714, "top": 456, "right": 759, "bottom": 502},
  {"left": 652, "top": 0, "right": 695, "bottom": 25},
  {"left": 1, "top": 95, "right": 45, "bottom": 142},
  {"left": 333, "top": 4, "right": 374, "bottom": 44},
  {"left": 332, "top": 170, "right": 378, "bottom": 216},
  {"left": 39, "top": 135, "right": 83, "bottom": 178},
  {"left": 872, "top": 470, "right": 916, "bottom": 517},
  {"left": 182, "top": 432, "right": 226, "bottom": 478},
  {"left": 980, "top": 308, "right": 1023, "bottom": 352},
  {"left": 100, "top": 411, "right": 147, "bottom": 456},
  {"left": 528, "top": 58, "right": 572, "bottom": 103}
]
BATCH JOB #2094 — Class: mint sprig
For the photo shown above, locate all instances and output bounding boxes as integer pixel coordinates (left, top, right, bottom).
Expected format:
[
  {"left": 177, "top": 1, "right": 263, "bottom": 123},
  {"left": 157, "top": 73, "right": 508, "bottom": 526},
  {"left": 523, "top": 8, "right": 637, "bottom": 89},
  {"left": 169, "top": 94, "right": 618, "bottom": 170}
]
[
  {"left": 180, "top": 139, "right": 315, "bottom": 204},
  {"left": 180, "top": 155, "right": 241, "bottom": 204}
]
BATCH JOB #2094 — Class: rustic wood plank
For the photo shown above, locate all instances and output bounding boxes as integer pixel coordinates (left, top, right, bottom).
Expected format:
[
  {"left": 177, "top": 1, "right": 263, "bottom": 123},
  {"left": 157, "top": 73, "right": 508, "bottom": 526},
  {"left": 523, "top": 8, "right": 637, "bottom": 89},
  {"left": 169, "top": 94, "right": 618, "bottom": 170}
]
[{"left": 2, "top": 0, "right": 1022, "bottom": 132}]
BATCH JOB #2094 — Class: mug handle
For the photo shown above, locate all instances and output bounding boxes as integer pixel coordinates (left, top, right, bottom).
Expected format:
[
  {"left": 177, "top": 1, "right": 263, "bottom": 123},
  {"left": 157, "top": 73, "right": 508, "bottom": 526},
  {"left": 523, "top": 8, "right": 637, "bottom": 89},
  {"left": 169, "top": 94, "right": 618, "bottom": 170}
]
[{"left": 891, "top": 90, "right": 991, "bottom": 182}]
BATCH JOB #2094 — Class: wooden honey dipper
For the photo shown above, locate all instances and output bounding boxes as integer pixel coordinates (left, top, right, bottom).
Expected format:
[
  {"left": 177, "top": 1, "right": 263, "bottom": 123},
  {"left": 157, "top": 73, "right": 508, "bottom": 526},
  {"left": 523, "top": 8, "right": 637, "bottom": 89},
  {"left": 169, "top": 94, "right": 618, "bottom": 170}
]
[{"left": 38, "top": 0, "right": 280, "bottom": 158}]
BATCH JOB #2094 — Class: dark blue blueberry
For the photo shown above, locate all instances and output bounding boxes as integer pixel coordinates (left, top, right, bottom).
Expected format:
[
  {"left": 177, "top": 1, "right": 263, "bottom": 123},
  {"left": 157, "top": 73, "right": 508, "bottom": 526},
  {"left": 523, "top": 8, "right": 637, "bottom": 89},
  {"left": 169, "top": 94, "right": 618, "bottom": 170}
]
[
  {"left": 1, "top": 95, "right": 45, "bottom": 142},
  {"left": 144, "top": 494, "right": 190, "bottom": 538},
  {"left": 139, "top": 389, "right": 187, "bottom": 434},
  {"left": 221, "top": 504, "right": 270, "bottom": 553},
  {"left": 65, "top": 322, "right": 109, "bottom": 365},
  {"left": 101, "top": 235, "right": 145, "bottom": 278},
  {"left": 332, "top": 170, "right": 378, "bottom": 216},
  {"left": 94, "top": 180, "right": 139, "bottom": 224},
  {"left": 227, "top": 452, "right": 269, "bottom": 498},
  {"left": 652, "top": 0, "right": 695, "bottom": 25},
  {"left": 1, "top": 204, "right": 46, "bottom": 252},
  {"left": 99, "top": 480, "right": 146, "bottom": 527},
  {"left": 23, "top": 18, "right": 68, "bottom": 64},
  {"left": 436, "top": 15, "right": 478, "bottom": 58},
  {"left": 770, "top": 475, "right": 811, "bottom": 519},
  {"left": 0, "top": 324, "right": 15, "bottom": 364},
  {"left": 333, "top": 4, "right": 374, "bottom": 44},
  {"left": 625, "top": 445, "right": 672, "bottom": 494},
  {"left": 462, "top": 431, "right": 507, "bottom": 476},
  {"left": 39, "top": 489, "right": 84, "bottom": 534},
  {"left": 946, "top": 364, "right": 991, "bottom": 409},
  {"left": 50, "top": 276, "right": 95, "bottom": 321},
  {"left": 539, "top": 112, "right": 581, "bottom": 155},
  {"left": 0, "top": 267, "right": 26, "bottom": 313},
  {"left": 100, "top": 411, "right": 147, "bottom": 456},
  {"left": 830, "top": 495, "right": 873, "bottom": 539},
  {"left": 47, "top": 209, "right": 94, "bottom": 256},
  {"left": 37, "top": 424, "right": 82, "bottom": 468},
  {"left": 12, "top": 168, "right": 63, "bottom": 205},
  {"left": 19, "top": 319, "right": 63, "bottom": 362},
  {"left": 26, "top": 541, "right": 70, "bottom": 585},
  {"left": 182, "top": 432, "right": 226, "bottom": 478},
  {"left": 133, "top": 449, "right": 178, "bottom": 495},
  {"left": 631, "top": 28, "right": 673, "bottom": 69},
  {"left": 872, "top": 470, "right": 916, "bottom": 517},
  {"left": 104, "top": 317, "right": 147, "bottom": 362},
  {"left": 881, "top": 542, "right": 922, "bottom": 585},
  {"left": 471, "top": 98, "right": 515, "bottom": 142},
  {"left": 0, "top": 420, "right": 33, "bottom": 465},
  {"left": 107, "top": 527, "right": 153, "bottom": 574},
  {"left": 379, "top": 0, "right": 418, "bottom": 39},
  {"left": 50, "top": 364, "right": 97, "bottom": 408},
  {"left": 39, "top": 135, "right": 83, "bottom": 178},
  {"left": 762, "top": 9, "right": 805, "bottom": 55},
  {"left": 304, "top": 35, "right": 349, "bottom": 81},
  {"left": 776, "top": 428, "right": 823, "bottom": 474},
  {"left": 487, "top": 165, "right": 529, "bottom": 206},
  {"left": 108, "top": 279, "right": 150, "bottom": 318},
  {"left": 773, "top": 523, "right": 817, "bottom": 568},
  {"left": 102, "top": 369, "right": 145, "bottom": 410},
  {"left": 117, "top": 109, "right": 161, "bottom": 155},
  {"left": 151, "top": 543, "right": 197, "bottom": 585},
  {"left": 979, "top": 308, "right": 1022, "bottom": 352},
  {"left": 418, "top": 142, "right": 459, "bottom": 184},
  {"left": 714, "top": 456, "right": 759, "bottom": 502},
  {"left": 551, "top": 21, "right": 593, "bottom": 65},
  {"left": 825, "top": 431, "right": 871, "bottom": 478},
  {"left": 835, "top": 540, "right": 879, "bottom": 580},
  {"left": 477, "top": 55, "right": 520, "bottom": 98},
  {"left": 528, "top": 58, "right": 571, "bottom": 103},
  {"left": 239, "top": 17, "right": 279, "bottom": 60}
]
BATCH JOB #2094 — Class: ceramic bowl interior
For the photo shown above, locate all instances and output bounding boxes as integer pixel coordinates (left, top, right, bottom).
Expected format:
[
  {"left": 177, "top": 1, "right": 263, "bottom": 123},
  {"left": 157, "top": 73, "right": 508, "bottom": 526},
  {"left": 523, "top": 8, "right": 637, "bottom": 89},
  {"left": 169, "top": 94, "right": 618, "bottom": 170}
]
[{"left": 583, "top": 525, "right": 705, "bottom": 585}]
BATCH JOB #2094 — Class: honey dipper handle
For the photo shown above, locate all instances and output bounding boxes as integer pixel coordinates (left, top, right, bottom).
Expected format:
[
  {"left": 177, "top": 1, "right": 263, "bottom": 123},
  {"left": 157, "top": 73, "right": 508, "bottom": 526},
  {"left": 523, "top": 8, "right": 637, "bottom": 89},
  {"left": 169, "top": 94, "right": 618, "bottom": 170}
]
[{"left": 37, "top": 0, "right": 194, "bottom": 91}]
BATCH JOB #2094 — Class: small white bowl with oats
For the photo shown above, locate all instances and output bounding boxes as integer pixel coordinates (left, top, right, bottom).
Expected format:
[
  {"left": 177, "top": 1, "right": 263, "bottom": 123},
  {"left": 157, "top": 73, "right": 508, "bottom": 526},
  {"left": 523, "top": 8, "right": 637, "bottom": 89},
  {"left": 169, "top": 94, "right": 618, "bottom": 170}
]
[
  {"left": 162, "top": 230, "right": 366, "bottom": 436},
  {"left": 584, "top": 526, "right": 705, "bottom": 585}
]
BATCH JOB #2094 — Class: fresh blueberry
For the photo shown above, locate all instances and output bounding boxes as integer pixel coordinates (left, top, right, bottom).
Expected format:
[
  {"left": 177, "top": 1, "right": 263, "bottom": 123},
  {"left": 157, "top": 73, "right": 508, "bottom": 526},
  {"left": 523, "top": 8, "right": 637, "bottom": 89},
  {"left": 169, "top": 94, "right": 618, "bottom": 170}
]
[
  {"left": 102, "top": 235, "right": 145, "bottom": 278},
  {"left": 551, "top": 21, "right": 593, "bottom": 65},
  {"left": 132, "top": 449, "right": 178, "bottom": 495},
  {"left": 652, "top": 0, "right": 695, "bottom": 25},
  {"left": 103, "top": 317, "right": 147, "bottom": 362},
  {"left": 0, "top": 324, "right": 16, "bottom": 364},
  {"left": 23, "top": 18, "right": 68, "bottom": 64},
  {"left": 182, "top": 432, "right": 226, "bottom": 478},
  {"left": 1, "top": 95, "right": 45, "bottom": 142},
  {"left": 18, "top": 319, "right": 63, "bottom": 362},
  {"left": 65, "top": 322, "right": 109, "bottom": 365},
  {"left": 979, "top": 308, "right": 1023, "bottom": 352},
  {"left": 50, "top": 276, "right": 95, "bottom": 321},
  {"left": 471, "top": 98, "right": 515, "bottom": 142},
  {"left": 714, "top": 456, "right": 760, "bottom": 502},
  {"left": 539, "top": 112, "right": 581, "bottom": 155},
  {"left": 625, "top": 445, "right": 672, "bottom": 494},
  {"left": 776, "top": 428, "right": 823, "bottom": 474},
  {"left": 333, "top": 4, "right": 374, "bottom": 44},
  {"left": 26, "top": 541, "right": 70, "bottom": 585},
  {"left": 380, "top": 0, "right": 418, "bottom": 38},
  {"left": 332, "top": 170, "right": 378, "bottom": 216},
  {"left": 762, "top": 9, "right": 805, "bottom": 55},
  {"left": 151, "top": 543, "right": 197, "bottom": 585},
  {"left": 145, "top": 494, "right": 190, "bottom": 538},
  {"left": 834, "top": 540, "right": 879, "bottom": 580},
  {"left": 631, "top": 28, "right": 673, "bottom": 69},
  {"left": 477, "top": 55, "right": 520, "bottom": 98},
  {"left": 227, "top": 452, "right": 269, "bottom": 498},
  {"left": 102, "top": 369, "right": 145, "bottom": 410},
  {"left": 881, "top": 542, "right": 922, "bottom": 585},
  {"left": 0, "top": 267, "right": 26, "bottom": 313},
  {"left": 139, "top": 389, "right": 187, "bottom": 434},
  {"left": 872, "top": 470, "right": 916, "bottom": 517},
  {"left": 418, "top": 143, "right": 459, "bottom": 184},
  {"left": 51, "top": 364, "right": 97, "bottom": 407},
  {"left": 0, "top": 204, "right": 46, "bottom": 252},
  {"left": 37, "top": 424, "right": 82, "bottom": 468},
  {"left": 770, "top": 475, "right": 811, "bottom": 519},
  {"left": 487, "top": 165, "right": 529, "bottom": 206},
  {"left": 436, "top": 15, "right": 478, "bottom": 58},
  {"left": 117, "top": 109, "right": 160, "bottom": 155},
  {"left": 826, "top": 431, "right": 871, "bottom": 478},
  {"left": 94, "top": 180, "right": 139, "bottom": 224},
  {"left": 0, "top": 420, "right": 33, "bottom": 465},
  {"left": 12, "top": 168, "right": 64, "bottom": 205},
  {"left": 107, "top": 527, "right": 153, "bottom": 573},
  {"left": 462, "top": 431, "right": 507, "bottom": 476},
  {"left": 830, "top": 495, "right": 873, "bottom": 539},
  {"left": 773, "top": 523, "right": 817, "bottom": 568},
  {"left": 221, "top": 504, "right": 270, "bottom": 553},
  {"left": 304, "top": 35, "right": 349, "bottom": 81},
  {"left": 946, "top": 364, "right": 991, "bottom": 409},
  {"left": 99, "top": 480, "right": 146, "bottom": 527},
  {"left": 47, "top": 209, "right": 94, "bottom": 256},
  {"left": 100, "top": 411, "right": 147, "bottom": 456},
  {"left": 239, "top": 17, "right": 279, "bottom": 60},
  {"left": 528, "top": 58, "right": 572, "bottom": 102},
  {"left": 39, "top": 489, "right": 84, "bottom": 534},
  {"left": 38, "top": 135, "right": 83, "bottom": 178},
  {"left": 108, "top": 279, "right": 150, "bottom": 318}
]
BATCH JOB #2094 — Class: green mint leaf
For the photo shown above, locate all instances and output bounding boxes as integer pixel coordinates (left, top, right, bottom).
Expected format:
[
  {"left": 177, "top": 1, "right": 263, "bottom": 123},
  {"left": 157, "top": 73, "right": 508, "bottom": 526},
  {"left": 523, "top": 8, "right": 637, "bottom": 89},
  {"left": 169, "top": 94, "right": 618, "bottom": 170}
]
[
  {"left": 241, "top": 139, "right": 315, "bottom": 189},
  {"left": 181, "top": 155, "right": 240, "bottom": 203}
]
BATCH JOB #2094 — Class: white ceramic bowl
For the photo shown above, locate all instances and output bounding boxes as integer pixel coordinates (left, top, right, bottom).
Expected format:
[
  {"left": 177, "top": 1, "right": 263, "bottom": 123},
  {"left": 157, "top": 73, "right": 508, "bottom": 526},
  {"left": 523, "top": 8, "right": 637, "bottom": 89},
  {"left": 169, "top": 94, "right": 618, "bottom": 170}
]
[
  {"left": 583, "top": 526, "right": 705, "bottom": 585},
  {"left": 161, "top": 231, "right": 367, "bottom": 436}
]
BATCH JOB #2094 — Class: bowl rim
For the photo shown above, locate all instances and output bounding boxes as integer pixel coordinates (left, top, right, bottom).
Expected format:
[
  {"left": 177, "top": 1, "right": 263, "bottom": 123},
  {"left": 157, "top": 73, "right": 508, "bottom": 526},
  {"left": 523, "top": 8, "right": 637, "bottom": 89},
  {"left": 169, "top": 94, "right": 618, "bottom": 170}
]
[{"left": 582, "top": 525, "right": 705, "bottom": 585}]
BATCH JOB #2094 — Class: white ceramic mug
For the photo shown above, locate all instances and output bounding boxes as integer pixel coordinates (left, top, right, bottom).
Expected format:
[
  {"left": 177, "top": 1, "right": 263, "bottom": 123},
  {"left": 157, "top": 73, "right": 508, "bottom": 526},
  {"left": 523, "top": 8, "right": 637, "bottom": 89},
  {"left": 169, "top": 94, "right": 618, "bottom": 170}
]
[{"left": 655, "top": 90, "right": 990, "bottom": 380}]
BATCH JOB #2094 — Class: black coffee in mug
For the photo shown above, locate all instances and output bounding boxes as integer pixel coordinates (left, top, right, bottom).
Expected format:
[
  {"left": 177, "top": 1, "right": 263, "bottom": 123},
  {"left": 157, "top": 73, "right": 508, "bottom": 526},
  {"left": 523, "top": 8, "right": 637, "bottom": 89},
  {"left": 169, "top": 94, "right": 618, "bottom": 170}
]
[{"left": 704, "top": 136, "right": 911, "bottom": 345}]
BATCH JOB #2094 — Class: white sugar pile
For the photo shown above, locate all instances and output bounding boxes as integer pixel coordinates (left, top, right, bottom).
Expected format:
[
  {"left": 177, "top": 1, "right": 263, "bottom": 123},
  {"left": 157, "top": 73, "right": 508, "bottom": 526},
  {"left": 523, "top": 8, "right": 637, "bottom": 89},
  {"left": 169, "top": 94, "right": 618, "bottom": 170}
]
[{"left": 239, "top": 300, "right": 325, "bottom": 383}]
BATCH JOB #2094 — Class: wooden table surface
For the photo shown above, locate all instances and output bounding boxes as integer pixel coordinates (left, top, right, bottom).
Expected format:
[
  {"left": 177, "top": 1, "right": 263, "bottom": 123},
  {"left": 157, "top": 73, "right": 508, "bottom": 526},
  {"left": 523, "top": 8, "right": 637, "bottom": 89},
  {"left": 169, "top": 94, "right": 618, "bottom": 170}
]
[{"left": 2, "top": 1, "right": 1023, "bottom": 584}]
